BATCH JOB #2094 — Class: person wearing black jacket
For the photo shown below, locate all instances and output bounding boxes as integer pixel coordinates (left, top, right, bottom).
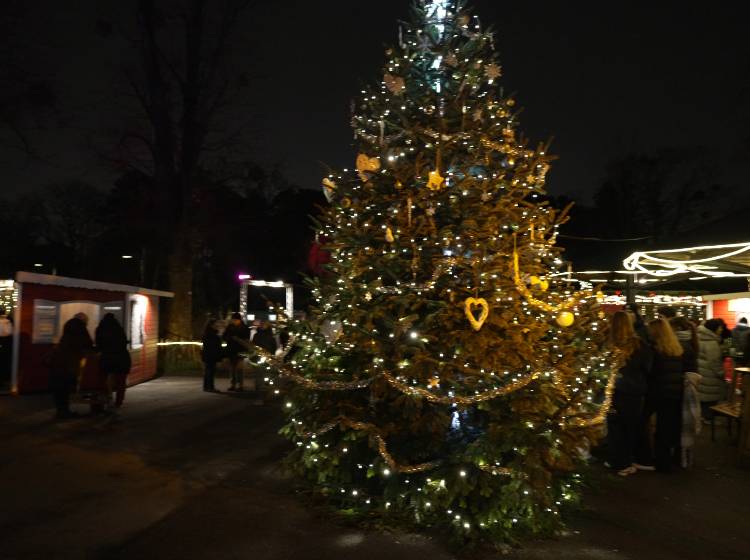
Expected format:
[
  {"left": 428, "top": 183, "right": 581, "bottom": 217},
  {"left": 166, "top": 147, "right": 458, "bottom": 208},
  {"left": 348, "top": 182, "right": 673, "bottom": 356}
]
[
  {"left": 96, "top": 313, "right": 131, "bottom": 410},
  {"left": 253, "top": 321, "right": 278, "bottom": 355},
  {"left": 635, "top": 318, "right": 689, "bottom": 472},
  {"left": 223, "top": 312, "right": 250, "bottom": 391},
  {"left": 606, "top": 311, "right": 653, "bottom": 476},
  {"left": 49, "top": 316, "right": 94, "bottom": 419},
  {"left": 624, "top": 303, "right": 651, "bottom": 343},
  {"left": 201, "top": 319, "right": 222, "bottom": 392}
]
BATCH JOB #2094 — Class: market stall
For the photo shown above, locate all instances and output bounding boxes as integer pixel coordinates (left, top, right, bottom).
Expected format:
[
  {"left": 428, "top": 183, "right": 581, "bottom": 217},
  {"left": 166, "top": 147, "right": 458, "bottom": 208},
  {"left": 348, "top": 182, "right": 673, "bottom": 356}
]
[{"left": 8, "top": 272, "right": 173, "bottom": 394}]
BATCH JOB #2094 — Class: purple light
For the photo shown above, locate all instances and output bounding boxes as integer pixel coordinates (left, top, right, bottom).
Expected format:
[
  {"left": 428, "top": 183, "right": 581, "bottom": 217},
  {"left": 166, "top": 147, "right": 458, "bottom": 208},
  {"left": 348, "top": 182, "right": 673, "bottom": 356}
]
[{"left": 238, "top": 274, "right": 251, "bottom": 280}]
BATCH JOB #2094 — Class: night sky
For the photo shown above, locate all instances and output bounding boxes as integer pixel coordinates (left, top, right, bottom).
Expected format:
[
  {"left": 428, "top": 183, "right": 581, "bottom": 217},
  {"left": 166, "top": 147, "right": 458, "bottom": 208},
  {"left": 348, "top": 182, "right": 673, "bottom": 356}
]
[{"left": 5, "top": 1, "right": 749, "bottom": 202}]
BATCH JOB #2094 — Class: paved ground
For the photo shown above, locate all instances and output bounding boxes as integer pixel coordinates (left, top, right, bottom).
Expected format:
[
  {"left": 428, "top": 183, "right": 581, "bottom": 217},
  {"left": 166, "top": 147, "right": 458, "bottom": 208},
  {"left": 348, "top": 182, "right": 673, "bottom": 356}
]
[{"left": 1, "top": 375, "right": 749, "bottom": 560}]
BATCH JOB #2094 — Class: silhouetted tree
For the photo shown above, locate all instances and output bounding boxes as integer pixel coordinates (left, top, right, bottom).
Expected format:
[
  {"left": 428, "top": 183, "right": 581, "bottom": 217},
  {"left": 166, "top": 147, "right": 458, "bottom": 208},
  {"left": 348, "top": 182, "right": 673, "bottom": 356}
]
[
  {"left": 0, "top": 1, "right": 56, "bottom": 164},
  {"left": 593, "top": 148, "right": 724, "bottom": 244},
  {"left": 103, "top": 0, "right": 254, "bottom": 338}
]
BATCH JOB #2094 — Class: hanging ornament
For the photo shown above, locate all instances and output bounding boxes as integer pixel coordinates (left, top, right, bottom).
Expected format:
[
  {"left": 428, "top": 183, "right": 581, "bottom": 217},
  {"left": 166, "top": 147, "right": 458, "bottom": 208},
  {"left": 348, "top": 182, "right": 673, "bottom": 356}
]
[
  {"left": 395, "top": 180, "right": 403, "bottom": 189},
  {"left": 472, "top": 108, "right": 483, "bottom": 122},
  {"left": 341, "top": 197, "right": 352, "bottom": 208},
  {"left": 484, "top": 63, "right": 502, "bottom": 80},
  {"left": 384, "top": 73, "right": 406, "bottom": 95},
  {"left": 356, "top": 153, "right": 381, "bottom": 182},
  {"left": 556, "top": 311, "right": 575, "bottom": 327},
  {"left": 445, "top": 52, "right": 458, "bottom": 67},
  {"left": 385, "top": 227, "right": 395, "bottom": 243},
  {"left": 426, "top": 170, "right": 445, "bottom": 191},
  {"left": 321, "top": 177, "right": 336, "bottom": 202},
  {"left": 364, "top": 291, "right": 373, "bottom": 302},
  {"left": 464, "top": 297, "right": 490, "bottom": 331},
  {"left": 529, "top": 276, "right": 549, "bottom": 292},
  {"left": 428, "top": 376, "right": 440, "bottom": 389}
]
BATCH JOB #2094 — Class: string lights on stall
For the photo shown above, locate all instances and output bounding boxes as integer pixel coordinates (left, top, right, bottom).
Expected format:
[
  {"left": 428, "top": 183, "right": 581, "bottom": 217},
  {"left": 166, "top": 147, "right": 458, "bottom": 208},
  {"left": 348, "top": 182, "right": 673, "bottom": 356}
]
[{"left": 0, "top": 280, "right": 18, "bottom": 314}]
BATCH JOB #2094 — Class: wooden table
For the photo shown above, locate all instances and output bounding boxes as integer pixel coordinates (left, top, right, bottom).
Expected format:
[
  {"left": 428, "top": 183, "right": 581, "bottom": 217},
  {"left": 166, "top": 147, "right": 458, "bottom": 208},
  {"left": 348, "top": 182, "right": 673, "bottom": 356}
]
[{"left": 709, "top": 401, "right": 743, "bottom": 442}]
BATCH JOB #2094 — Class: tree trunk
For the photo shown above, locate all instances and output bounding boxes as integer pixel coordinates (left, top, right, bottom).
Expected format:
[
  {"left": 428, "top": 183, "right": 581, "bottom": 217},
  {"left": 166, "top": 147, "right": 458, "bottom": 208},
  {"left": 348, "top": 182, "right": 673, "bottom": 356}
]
[{"left": 165, "top": 225, "right": 194, "bottom": 339}]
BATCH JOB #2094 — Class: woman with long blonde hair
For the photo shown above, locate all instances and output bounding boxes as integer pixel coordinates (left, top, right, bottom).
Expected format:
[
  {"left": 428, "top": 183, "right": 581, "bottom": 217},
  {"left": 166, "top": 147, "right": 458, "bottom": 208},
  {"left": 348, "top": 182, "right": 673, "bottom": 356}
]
[
  {"left": 634, "top": 318, "right": 686, "bottom": 472},
  {"left": 606, "top": 311, "right": 653, "bottom": 476}
]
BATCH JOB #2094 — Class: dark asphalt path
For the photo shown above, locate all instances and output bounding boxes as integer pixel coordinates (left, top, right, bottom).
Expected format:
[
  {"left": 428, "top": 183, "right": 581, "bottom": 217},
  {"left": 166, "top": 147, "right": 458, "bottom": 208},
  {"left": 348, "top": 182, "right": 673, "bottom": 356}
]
[{"left": 1, "top": 375, "right": 748, "bottom": 560}]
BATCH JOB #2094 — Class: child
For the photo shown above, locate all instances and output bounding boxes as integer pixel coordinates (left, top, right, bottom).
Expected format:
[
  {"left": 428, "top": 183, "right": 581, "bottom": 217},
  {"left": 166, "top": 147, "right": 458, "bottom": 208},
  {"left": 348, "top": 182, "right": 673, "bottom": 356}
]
[{"left": 201, "top": 319, "right": 222, "bottom": 392}]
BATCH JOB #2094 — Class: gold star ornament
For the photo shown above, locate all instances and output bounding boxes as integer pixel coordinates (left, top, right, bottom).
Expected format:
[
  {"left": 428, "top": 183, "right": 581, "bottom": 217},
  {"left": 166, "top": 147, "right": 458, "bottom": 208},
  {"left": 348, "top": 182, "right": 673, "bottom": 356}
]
[{"left": 426, "top": 170, "right": 445, "bottom": 191}]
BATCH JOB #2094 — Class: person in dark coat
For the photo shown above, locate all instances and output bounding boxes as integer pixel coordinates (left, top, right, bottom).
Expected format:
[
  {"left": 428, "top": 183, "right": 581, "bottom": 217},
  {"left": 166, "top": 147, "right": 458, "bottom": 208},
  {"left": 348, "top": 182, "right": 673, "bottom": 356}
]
[
  {"left": 253, "top": 321, "right": 278, "bottom": 355},
  {"left": 670, "top": 316, "right": 699, "bottom": 372},
  {"left": 201, "top": 319, "right": 222, "bottom": 392},
  {"left": 606, "top": 311, "right": 653, "bottom": 476},
  {"left": 731, "top": 317, "right": 750, "bottom": 365},
  {"left": 0, "top": 306, "right": 13, "bottom": 387},
  {"left": 223, "top": 312, "right": 250, "bottom": 391},
  {"left": 635, "top": 319, "right": 687, "bottom": 472},
  {"left": 49, "top": 316, "right": 94, "bottom": 419},
  {"left": 623, "top": 303, "right": 651, "bottom": 342},
  {"left": 95, "top": 313, "right": 131, "bottom": 410}
]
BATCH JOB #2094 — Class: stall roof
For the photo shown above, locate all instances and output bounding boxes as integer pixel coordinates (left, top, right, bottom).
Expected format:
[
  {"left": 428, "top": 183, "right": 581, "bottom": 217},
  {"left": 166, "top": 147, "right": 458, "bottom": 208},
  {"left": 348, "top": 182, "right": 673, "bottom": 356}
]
[
  {"left": 15, "top": 271, "right": 174, "bottom": 298},
  {"left": 623, "top": 241, "right": 750, "bottom": 280},
  {"left": 701, "top": 291, "right": 750, "bottom": 302}
]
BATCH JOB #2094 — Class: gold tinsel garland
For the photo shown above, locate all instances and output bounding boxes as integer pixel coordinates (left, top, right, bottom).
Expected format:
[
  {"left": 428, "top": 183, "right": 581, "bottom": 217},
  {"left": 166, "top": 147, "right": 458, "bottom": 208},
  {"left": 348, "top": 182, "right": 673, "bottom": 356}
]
[
  {"left": 294, "top": 417, "right": 441, "bottom": 473},
  {"left": 381, "top": 370, "right": 541, "bottom": 405},
  {"left": 248, "top": 322, "right": 618, "bottom": 478},
  {"left": 512, "top": 243, "right": 586, "bottom": 314}
]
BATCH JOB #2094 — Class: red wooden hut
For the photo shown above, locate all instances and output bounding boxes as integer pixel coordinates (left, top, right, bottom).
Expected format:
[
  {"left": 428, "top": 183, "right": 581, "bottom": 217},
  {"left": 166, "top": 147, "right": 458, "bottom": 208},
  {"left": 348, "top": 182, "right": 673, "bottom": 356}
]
[
  {"left": 702, "top": 291, "right": 750, "bottom": 329},
  {"left": 9, "top": 272, "right": 173, "bottom": 394}
]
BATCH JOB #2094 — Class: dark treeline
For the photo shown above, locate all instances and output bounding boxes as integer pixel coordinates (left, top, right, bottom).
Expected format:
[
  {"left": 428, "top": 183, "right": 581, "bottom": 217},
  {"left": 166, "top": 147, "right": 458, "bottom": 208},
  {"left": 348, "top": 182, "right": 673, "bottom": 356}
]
[
  {"left": 554, "top": 146, "right": 748, "bottom": 271},
  {"left": 0, "top": 165, "right": 325, "bottom": 334}
]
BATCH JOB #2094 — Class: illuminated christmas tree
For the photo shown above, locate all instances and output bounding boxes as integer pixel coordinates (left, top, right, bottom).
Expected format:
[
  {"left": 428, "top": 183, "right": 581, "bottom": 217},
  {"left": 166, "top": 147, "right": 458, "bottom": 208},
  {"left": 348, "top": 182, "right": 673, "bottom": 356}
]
[{"left": 273, "top": 0, "right": 619, "bottom": 543}]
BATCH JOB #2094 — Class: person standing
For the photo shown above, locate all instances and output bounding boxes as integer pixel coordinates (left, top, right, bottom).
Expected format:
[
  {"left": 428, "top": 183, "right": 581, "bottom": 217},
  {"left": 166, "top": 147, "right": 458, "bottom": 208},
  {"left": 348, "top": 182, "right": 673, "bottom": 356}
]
[
  {"left": 95, "top": 313, "right": 131, "bottom": 410},
  {"left": 253, "top": 321, "right": 278, "bottom": 355},
  {"left": 696, "top": 318, "right": 726, "bottom": 420},
  {"left": 623, "top": 303, "right": 650, "bottom": 342},
  {"left": 606, "top": 311, "right": 653, "bottom": 477},
  {"left": 656, "top": 306, "right": 677, "bottom": 320},
  {"left": 49, "top": 316, "right": 94, "bottom": 419},
  {"left": 201, "top": 319, "right": 222, "bottom": 392},
  {"left": 0, "top": 307, "right": 13, "bottom": 387},
  {"left": 670, "top": 316, "right": 701, "bottom": 467},
  {"left": 731, "top": 317, "right": 750, "bottom": 365},
  {"left": 223, "top": 312, "right": 250, "bottom": 391},
  {"left": 636, "top": 319, "right": 689, "bottom": 473}
]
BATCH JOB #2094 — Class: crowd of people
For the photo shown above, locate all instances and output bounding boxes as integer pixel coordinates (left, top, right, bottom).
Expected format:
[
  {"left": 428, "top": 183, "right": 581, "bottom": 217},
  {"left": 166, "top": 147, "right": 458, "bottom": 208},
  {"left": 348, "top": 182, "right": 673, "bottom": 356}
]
[
  {"left": 48, "top": 312, "right": 131, "bottom": 420},
  {"left": 606, "top": 304, "right": 744, "bottom": 476},
  {"left": 201, "top": 312, "right": 284, "bottom": 393},
  {"left": 29, "top": 307, "right": 283, "bottom": 417}
]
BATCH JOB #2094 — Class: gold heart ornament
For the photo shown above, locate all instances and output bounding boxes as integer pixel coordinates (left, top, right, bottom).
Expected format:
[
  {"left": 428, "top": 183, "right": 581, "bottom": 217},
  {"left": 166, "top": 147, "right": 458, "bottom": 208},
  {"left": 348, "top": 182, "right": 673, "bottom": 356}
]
[
  {"left": 356, "top": 153, "right": 381, "bottom": 173},
  {"left": 464, "top": 297, "right": 489, "bottom": 331}
]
